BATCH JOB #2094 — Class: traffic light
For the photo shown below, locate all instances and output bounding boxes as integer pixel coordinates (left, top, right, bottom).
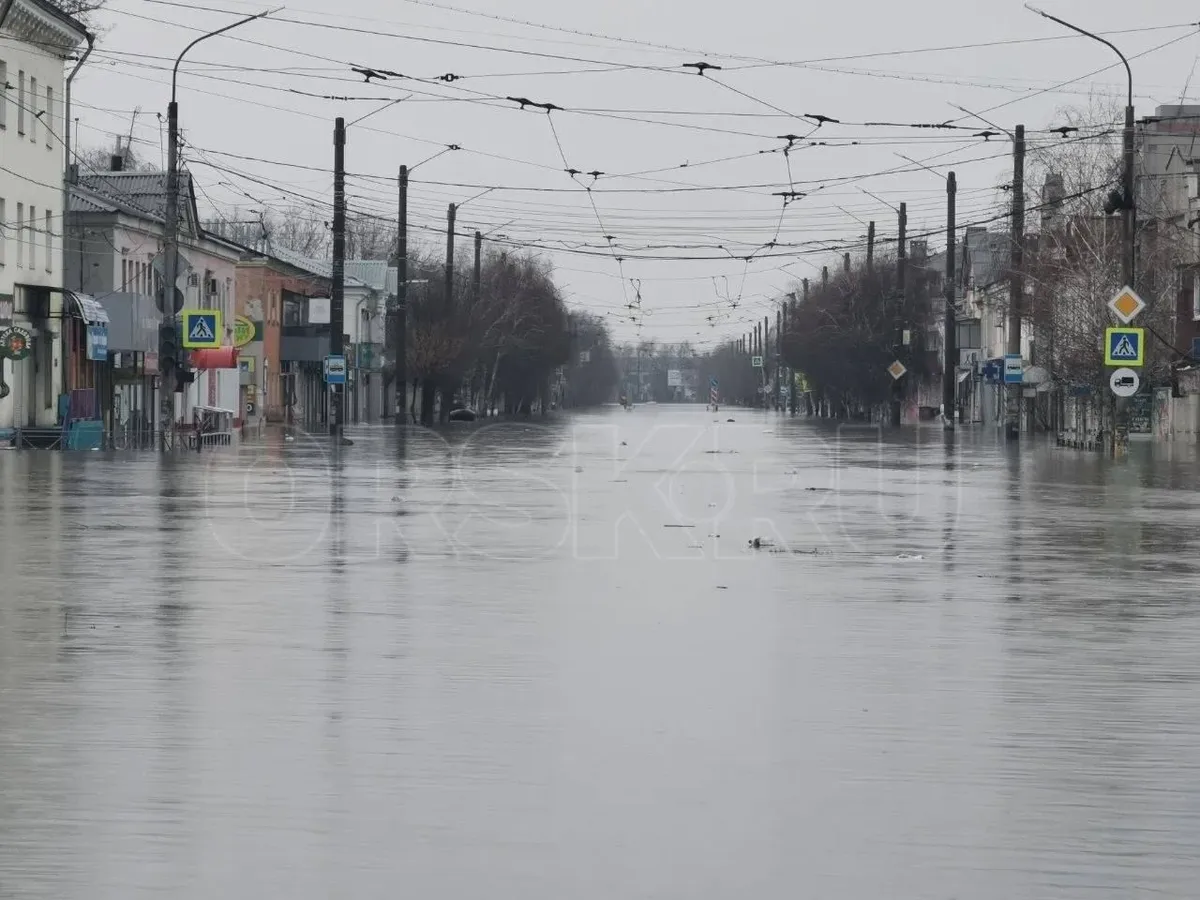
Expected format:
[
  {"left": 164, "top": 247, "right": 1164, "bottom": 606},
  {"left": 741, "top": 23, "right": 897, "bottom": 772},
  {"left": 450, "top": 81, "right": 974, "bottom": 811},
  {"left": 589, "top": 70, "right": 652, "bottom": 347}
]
[{"left": 158, "top": 322, "right": 178, "bottom": 373}]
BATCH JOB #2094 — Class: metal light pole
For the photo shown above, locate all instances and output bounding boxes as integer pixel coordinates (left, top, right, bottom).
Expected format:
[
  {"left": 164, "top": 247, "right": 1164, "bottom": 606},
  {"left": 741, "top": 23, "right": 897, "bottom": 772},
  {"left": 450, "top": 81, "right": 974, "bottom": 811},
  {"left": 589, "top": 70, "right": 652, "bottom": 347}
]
[
  {"left": 1026, "top": 5, "right": 1134, "bottom": 288},
  {"left": 162, "top": 8, "right": 272, "bottom": 442},
  {"left": 954, "top": 105, "right": 1026, "bottom": 440},
  {"left": 1027, "top": 4, "right": 1135, "bottom": 456}
]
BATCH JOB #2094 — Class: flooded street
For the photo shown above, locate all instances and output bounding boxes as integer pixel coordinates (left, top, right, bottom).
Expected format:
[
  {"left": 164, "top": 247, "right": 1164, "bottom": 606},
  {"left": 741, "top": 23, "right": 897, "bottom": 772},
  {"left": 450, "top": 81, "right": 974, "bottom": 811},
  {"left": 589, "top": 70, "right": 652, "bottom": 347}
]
[{"left": 3, "top": 403, "right": 1200, "bottom": 898}]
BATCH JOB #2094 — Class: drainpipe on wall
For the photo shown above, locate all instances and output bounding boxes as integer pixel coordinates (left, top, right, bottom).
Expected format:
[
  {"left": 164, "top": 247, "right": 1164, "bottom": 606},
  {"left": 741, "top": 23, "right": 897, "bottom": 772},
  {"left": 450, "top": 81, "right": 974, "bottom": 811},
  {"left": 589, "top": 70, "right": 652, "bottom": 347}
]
[{"left": 63, "top": 30, "right": 95, "bottom": 278}]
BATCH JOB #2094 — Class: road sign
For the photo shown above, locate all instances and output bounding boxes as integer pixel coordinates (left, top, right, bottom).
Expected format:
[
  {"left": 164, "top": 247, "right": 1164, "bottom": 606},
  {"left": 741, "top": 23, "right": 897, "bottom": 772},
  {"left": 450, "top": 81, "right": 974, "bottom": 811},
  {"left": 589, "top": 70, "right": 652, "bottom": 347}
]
[
  {"left": 710, "top": 386, "right": 719, "bottom": 406},
  {"left": 751, "top": 355, "right": 764, "bottom": 368},
  {"left": 182, "top": 309, "right": 221, "bottom": 349},
  {"left": 1109, "top": 367, "right": 1140, "bottom": 398},
  {"left": 1108, "top": 286, "right": 1145, "bottom": 325},
  {"left": 710, "top": 376, "right": 719, "bottom": 388},
  {"left": 324, "top": 354, "right": 347, "bottom": 385},
  {"left": 1105, "top": 327, "right": 1144, "bottom": 366},
  {"left": 1003, "top": 353, "right": 1023, "bottom": 384},
  {"left": 887, "top": 359, "right": 907, "bottom": 380}
]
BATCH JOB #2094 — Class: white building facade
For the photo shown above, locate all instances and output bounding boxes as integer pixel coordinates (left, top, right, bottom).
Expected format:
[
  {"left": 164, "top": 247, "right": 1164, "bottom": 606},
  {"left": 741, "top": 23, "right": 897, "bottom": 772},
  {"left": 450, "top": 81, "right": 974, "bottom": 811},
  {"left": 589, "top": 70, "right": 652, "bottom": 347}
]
[{"left": 0, "top": 0, "right": 86, "bottom": 434}]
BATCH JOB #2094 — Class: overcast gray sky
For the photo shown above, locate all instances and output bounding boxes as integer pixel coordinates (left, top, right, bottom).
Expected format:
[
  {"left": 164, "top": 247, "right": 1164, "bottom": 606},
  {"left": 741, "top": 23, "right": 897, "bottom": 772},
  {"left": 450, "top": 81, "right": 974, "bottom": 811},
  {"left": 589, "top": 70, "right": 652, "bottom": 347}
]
[{"left": 73, "top": 0, "right": 1200, "bottom": 348}]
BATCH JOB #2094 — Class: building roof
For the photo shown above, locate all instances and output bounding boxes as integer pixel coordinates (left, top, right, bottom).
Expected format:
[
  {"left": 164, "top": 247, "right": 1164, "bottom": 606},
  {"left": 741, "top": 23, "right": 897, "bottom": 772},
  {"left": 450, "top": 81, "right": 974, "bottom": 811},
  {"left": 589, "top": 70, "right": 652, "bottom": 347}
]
[
  {"left": 251, "top": 244, "right": 367, "bottom": 288},
  {"left": 1, "top": 0, "right": 88, "bottom": 53},
  {"left": 70, "top": 171, "right": 199, "bottom": 232},
  {"left": 344, "top": 260, "right": 392, "bottom": 292}
]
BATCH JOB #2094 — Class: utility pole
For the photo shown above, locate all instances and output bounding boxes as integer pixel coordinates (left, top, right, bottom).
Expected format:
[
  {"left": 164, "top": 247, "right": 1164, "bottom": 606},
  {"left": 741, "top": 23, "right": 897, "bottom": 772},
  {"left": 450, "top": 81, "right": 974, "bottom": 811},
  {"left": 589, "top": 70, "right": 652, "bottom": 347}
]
[
  {"left": 775, "top": 307, "right": 782, "bottom": 411},
  {"left": 866, "top": 221, "right": 875, "bottom": 273},
  {"left": 1005, "top": 125, "right": 1026, "bottom": 442},
  {"left": 890, "top": 202, "right": 907, "bottom": 427},
  {"left": 763, "top": 314, "right": 770, "bottom": 409},
  {"left": 1026, "top": 6, "right": 1135, "bottom": 456},
  {"left": 943, "top": 171, "right": 957, "bottom": 429},
  {"left": 473, "top": 230, "right": 482, "bottom": 305},
  {"left": 161, "top": 91, "right": 181, "bottom": 438},
  {"left": 160, "top": 10, "right": 268, "bottom": 450},
  {"left": 330, "top": 116, "right": 346, "bottom": 440},
  {"left": 822, "top": 267, "right": 829, "bottom": 289},
  {"left": 394, "top": 164, "right": 408, "bottom": 422},
  {"left": 803, "top": 278, "right": 809, "bottom": 301},
  {"left": 444, "top": 203, "right": 456, "bottom": 309},
  {"left": 843, "top": 252, "right": 851, "bottom": 274},
  {"left": 788, "top": 294, "right": 797, "bottom": 416}
]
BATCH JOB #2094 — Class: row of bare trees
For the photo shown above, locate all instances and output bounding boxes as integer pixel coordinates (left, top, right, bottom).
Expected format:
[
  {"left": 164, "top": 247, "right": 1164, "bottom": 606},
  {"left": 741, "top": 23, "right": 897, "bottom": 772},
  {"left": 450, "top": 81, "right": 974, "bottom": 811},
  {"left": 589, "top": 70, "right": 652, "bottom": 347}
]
[
  {"left": 203, "top": 201, "right": 619, "bottom": 423},
  {"left": 699, "top": 96, "right": 1195, "bottom": 426}
]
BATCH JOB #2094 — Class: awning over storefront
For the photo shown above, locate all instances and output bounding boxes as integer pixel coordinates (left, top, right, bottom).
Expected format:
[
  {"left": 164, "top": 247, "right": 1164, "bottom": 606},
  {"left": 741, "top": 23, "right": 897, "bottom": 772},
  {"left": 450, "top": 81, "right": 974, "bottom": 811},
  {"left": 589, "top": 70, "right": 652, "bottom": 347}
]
[
  {"left": 65, "top": 292, "right": 110, "bottom": 362},
  {"left": 189, "top": 347, "right": 238, "bottom": 369},
  {"left": 65, "top": 291, "right": 110, "bottom": 326}
]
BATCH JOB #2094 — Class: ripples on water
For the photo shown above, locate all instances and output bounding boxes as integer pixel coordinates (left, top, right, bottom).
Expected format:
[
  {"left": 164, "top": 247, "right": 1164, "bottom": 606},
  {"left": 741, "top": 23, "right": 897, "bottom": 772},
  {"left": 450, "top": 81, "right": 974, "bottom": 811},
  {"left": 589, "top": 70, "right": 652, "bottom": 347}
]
[{"left": 2, "top": 406, "right": 1200, "bottom": 898}]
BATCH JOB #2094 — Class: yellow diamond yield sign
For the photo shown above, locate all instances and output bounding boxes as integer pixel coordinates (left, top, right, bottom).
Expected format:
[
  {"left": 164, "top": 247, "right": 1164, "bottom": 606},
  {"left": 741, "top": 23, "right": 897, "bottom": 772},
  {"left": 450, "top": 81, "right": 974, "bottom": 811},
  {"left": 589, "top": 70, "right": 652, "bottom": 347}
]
[
  {"left": 887, "top": 359, "right": 907, "bottom": 380},
  {"left": 1108, "top": 286, "right": 1145, "bottom": 325}
]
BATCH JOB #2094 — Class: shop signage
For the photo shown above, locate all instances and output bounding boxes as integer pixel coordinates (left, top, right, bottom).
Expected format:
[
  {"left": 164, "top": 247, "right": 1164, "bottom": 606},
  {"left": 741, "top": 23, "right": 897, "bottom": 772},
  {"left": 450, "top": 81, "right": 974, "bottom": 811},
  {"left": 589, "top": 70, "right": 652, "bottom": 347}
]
[
  {"left": 233, "top": 316, "right": 257, "bottom": 348},
  {"left": 0, "top": 326, "right": 33, "bottom": 361},
  {"left": 87, "top": 324, "right": 108, "bottom": 361}
]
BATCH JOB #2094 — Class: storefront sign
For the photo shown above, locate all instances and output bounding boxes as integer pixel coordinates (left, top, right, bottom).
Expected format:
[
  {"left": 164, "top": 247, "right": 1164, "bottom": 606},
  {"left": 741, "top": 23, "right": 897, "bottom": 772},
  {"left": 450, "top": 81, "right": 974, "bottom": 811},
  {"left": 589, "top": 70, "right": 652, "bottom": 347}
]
[
  {"left": 86, "top": 324, "right": 109, "bottom": 361},
  {"left": 0, "top": 326, "right": 33, "bottom": 361},
  {"left": 233, "top": 316, "right": 257, "bottom": 348}
]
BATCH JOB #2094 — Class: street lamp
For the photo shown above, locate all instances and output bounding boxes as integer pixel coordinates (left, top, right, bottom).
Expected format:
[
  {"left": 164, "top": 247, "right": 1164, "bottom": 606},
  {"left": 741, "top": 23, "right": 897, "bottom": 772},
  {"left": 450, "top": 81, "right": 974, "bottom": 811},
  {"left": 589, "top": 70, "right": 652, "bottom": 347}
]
[
  {"left": 161, "top": 8, "right": 274, "bottom": 431},
  {"left": 1025, "top": 4, "right": 1135, "bottom": 288},
  {"left": 953, "top": 103, "right": 1027, "bottom": 441},
  {"left": 896, "top": 153, "right": 959, "bottom": 429}
]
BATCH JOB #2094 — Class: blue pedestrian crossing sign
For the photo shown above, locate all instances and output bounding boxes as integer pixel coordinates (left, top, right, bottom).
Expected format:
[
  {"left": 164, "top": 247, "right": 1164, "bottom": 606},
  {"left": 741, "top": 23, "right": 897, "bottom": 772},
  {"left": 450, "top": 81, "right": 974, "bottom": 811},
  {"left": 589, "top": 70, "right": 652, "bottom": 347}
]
[
  {"left": 710, "top": 376, "right": 719, "bottom": 388},
  {"left": 1105, "top": 327, "right": 1144, "bottom": 367},
  {"left": 182, "top": 309, "right": 222, "bottom": 349}
]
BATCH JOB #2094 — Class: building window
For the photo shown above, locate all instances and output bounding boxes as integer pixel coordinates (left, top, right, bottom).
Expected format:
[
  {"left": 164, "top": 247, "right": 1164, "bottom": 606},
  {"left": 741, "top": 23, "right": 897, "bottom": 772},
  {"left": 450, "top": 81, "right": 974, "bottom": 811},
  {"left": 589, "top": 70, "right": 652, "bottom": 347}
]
[
  {"left": 122, "top": 258, "right": 129, "bottom": 290},
  {"left": 956, "top": 319, "right": 982, "bottom": 349},
  {"left": 28, "top": 205, "right": 35, "bottom": 270},
  {"left": 1193, "top": 276, "right": 1200, "bottom": 321},
  {"left": 0, "top": 198, "right": 5, "bottom": 266},
  {"left": 28, "top": 76, "right": 35, "bottom": 143},
  {"left": 283, "top": 295, "right": 303, "bottom": 326},
  {"left": 15, "top": 202, "right": 22, "bottom": 266},
  {"left": 45, "top": 87, "right": 52, "bottom": 148},
  {"left": 16, "top": 70, "right": 23, "bottom": 134},
  {"left": 44, "top": 210, "right": 51, "bottom": 272},
  {"left": 0, "top": 61, "right": 7, "bottom": 129}
]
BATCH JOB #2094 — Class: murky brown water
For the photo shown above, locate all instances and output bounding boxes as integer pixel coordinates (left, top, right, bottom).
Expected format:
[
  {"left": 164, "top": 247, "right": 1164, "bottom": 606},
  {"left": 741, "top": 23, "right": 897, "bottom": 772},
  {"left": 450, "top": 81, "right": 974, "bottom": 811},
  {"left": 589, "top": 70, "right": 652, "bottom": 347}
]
[{"left": 3, "top": 405, "right": 1200, "bottom": 898}]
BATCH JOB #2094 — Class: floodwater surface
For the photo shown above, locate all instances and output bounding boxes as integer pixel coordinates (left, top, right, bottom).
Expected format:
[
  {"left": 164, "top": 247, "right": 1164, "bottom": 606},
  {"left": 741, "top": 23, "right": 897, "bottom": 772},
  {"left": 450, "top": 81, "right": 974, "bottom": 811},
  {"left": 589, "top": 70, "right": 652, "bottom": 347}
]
[{"left": 2, "top": 404, "right": 1200, "bottom": 898}]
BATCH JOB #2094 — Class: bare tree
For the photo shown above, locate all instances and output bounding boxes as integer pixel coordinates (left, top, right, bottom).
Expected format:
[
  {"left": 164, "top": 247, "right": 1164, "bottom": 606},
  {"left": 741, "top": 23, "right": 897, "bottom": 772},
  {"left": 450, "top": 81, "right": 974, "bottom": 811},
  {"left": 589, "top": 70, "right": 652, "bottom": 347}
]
[
  {"left": 76, "top": 141, "right": 156, "bottom": 175},
  {"left": 46, "top": 0, "right": 108, "bottom": 30}
]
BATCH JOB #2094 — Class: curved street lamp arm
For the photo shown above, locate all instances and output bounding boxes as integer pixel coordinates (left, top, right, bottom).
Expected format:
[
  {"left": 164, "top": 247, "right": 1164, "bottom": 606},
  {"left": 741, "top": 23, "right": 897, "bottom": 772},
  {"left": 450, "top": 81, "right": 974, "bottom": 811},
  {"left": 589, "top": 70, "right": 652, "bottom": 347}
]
[
  {"left": 1024, "top": 4, "right": 1132, "bottom": 107},
  {"left": 172, "top": 8, "right": 279, "bottom": 103}
]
